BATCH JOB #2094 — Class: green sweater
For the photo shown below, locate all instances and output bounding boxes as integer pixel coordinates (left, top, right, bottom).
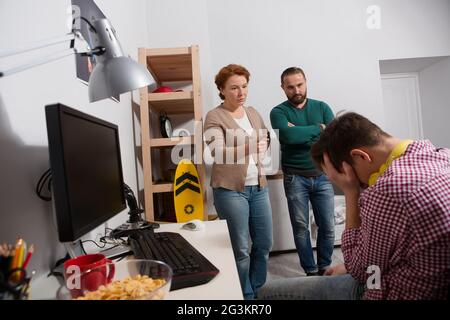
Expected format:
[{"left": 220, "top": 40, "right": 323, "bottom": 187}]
[{"left": 270, "top": 98, "right": 334, "bottom": 171}]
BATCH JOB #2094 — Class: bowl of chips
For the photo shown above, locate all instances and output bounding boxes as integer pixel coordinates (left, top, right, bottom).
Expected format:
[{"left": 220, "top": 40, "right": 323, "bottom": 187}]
[{"left": 57, "top": 259, "right": 172, "bottom": 300}]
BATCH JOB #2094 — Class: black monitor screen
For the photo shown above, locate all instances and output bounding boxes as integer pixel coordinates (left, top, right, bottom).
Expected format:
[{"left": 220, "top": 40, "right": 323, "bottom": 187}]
[{"left": 45, "top": 103, "right": 126, "bottom": 242}]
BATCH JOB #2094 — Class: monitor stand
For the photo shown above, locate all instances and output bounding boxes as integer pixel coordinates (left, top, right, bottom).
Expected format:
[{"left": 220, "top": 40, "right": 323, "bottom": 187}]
[
  {"left": 64, "top": 242, "right": 84, "bottom": 258},
  {"left": 100, "top": 245, "right": 133, "bottom": 260}
]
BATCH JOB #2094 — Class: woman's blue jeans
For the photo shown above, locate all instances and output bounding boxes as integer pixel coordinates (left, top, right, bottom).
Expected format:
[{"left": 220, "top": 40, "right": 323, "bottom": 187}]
[
  {"left": 283, "top": 173, "right": 335, "bottom": 273},
  {"left": 213, "top": 186, "right": 273, "bottom": 300}
]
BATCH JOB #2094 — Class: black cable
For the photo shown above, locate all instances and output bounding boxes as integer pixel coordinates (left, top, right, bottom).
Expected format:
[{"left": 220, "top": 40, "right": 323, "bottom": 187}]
[
  {"left": 81, "top": 239, "right": 106, "bottom": 249},
  {"left": 36, "top": 169, "right": 52, "bottom": 201},
  {"left": 47, "top": 254, "right": 70, "bottom": 278},
  {"left": 116, "top": 255, "right": 127, "bottom": 262},
  {"left": 80, "top": 17, "right": 97, "bottom": 33},
  {"left": 124, "top": 183, "right": 139, "bottom": 210},
  {"left": 100, "top": 244, "right": 120, "bottom": 252},
  {"left": 36, "top": 168, "right": 51, "bottom": 190},
  {"left": 72, "top": 16, "right": 98, "bottom": 33},
  {"left": 100, "top": 235, "right": 127, "bottom": 246},
  {"left": 47, "top": 177, "right": 52, "bottom": 195},
  {"left": 36, "top": 169, "right": 51, "bottom": 195},
  {"left": 79, "top": 240, "right": 87, "bottom": 255},
  {"left": 123, "top": 183, "right": 145, "bottom": 223}
]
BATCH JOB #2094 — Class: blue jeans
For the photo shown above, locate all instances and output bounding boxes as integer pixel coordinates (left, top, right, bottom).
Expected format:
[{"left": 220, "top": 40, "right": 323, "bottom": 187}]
[
  {"left": 283, "top": 173, "right": 335, "bottom": 273},
  {"left": 258, "top": 274, "right": 364, "bottom": 300},
  {"left": 213, "top": 186, "right": 273, "bottom": 300}
]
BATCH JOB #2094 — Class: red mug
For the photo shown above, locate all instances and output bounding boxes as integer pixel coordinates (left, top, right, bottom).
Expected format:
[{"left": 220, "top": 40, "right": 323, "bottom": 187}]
[{"left": 63, "top": 253, "right": 115, "bottom": 298}]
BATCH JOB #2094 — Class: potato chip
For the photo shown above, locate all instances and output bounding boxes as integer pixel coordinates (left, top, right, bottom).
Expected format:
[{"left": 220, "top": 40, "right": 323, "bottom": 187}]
[{"left": 76, "top": 275, "right": 167, "bottom": 300}]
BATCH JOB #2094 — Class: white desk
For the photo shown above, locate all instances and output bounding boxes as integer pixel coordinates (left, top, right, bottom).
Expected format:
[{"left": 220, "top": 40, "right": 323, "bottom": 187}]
[
  {"left": 160, "top": 220, "right": 243, "bottom": 300},
  {"left": 31, "top": 220, "right": 243, "bottom": 300}
]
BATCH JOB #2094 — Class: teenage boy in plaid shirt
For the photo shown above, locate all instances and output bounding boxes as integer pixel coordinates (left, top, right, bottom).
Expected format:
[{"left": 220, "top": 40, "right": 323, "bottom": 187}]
[{"left": 259, "top": 112, "right": 449, "bottom": 299}]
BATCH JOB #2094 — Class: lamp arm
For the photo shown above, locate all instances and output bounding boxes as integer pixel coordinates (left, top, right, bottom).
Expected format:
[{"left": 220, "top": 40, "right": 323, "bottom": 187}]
[
  {"left": 1, "top": 49, "right": 74, "bottom": 77},
  {"left": 0, "top": 31, "right": 103, "bottom": 78},
  {"left": 0, "top": 33, "right": 75, "bottom": 59}
]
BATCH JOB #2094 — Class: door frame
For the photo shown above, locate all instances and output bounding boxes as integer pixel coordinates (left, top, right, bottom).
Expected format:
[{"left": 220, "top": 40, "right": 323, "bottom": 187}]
[{"left": 380, "top": 72, "right": 424, "bottom": 139}]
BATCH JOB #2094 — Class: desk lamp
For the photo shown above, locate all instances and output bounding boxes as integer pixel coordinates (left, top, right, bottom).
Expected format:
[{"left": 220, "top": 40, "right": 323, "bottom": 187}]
[{"left": 0, "top": 17, "right": 154, "bottom": 103}]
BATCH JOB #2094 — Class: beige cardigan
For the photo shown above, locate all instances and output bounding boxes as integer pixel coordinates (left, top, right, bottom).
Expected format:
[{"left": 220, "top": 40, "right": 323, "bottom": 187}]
[{"left": 204, "top": 104, "right": 269, "bottom": 192}]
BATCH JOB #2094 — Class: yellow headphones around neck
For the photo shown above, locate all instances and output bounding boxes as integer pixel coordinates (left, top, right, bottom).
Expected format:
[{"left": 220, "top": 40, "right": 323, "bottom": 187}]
[{"left": 368, "top": 140, "right": 413, "bottom": 187}]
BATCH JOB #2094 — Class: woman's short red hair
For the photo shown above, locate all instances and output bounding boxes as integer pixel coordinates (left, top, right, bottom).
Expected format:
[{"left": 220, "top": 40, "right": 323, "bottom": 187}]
[{"left": 214, "top": 64, "right": 250, "bottom": 100}]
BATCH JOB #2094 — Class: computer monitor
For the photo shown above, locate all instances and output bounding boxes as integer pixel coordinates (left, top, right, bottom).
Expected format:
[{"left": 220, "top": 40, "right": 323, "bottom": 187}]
[{"left": 45, "top": 103, "right": 127, "bottom": 243}]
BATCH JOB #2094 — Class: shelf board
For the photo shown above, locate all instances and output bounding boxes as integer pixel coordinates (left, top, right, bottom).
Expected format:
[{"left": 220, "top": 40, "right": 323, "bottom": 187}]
[
  {"left": 152, "top": 182, "right": 173, "bottom": 193},
  {"left": 145, "top": 47, "right": 193, "bottom": 82},
  {"left": 150, "top": 136, "right": 194, "bottom": 148},
  {"left": 148, "top": 91, "right": 194, "bottom": 114}
]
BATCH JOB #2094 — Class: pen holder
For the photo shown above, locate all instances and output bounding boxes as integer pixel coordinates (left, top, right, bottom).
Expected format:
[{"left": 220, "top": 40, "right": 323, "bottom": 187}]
[{"left": 0, "top": 268, "right": 31, "bottom": 300}]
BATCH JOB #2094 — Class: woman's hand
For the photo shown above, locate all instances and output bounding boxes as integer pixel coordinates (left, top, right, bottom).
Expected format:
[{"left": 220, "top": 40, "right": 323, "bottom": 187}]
[
  {"left": 257, "top": 138, "right": 268, "bottom": 154},
  {"left": 256, "top": 138, "right": 269, "bottom": 162}
]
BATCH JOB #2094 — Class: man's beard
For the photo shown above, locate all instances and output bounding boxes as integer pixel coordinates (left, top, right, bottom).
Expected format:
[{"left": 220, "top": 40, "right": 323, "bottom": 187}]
[{"left": 288, "top": 90, "right": 307, "bottom": 106}]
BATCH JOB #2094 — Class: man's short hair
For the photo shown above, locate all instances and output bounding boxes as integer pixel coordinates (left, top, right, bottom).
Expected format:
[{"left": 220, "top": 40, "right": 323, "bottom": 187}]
[
  {"left": 281, "top": 67, "right": 306, "bottom": 85},
  {"left": 311, "top": 112, "right": 391, "bottom": 171}
]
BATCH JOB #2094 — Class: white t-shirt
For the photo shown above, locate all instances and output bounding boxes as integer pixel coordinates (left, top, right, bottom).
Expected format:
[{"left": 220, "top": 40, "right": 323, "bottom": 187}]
[{"left": 233, "top": 112, "right": 259, "bottom": 186}]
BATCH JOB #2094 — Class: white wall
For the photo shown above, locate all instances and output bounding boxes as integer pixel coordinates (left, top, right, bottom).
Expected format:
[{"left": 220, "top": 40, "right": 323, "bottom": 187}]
[
  {"left": 144, "top": 0, "right": 450, "bottom": 216},
  {"left": 0, "top": 0, "right": 149, "bottom": 285},
  {"left": 419, "top": 57, "right": 450, "bottom": 148},
  {"left": 145, "top": 0, "right": 215, "bottom": 116},
  {"left": 144, "top": 0, "right": 218, "bottom": 214},
  {"left": 205, "top": 0, "right": 450, "bottom": 128}
]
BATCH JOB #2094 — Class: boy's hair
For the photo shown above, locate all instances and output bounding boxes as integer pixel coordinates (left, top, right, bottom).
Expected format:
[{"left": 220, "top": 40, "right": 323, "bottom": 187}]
[
  {"left": 311, "top": 112, "right": 391, "bottom": 171},
  {"left": 280, "top": 67, "right": 306, "bottom": 85}
]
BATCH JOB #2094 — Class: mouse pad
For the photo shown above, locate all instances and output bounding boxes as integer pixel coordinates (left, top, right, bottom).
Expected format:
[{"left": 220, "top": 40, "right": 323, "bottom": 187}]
[{"left": 173, "top": 159, "right": 204, "bottom": 222}]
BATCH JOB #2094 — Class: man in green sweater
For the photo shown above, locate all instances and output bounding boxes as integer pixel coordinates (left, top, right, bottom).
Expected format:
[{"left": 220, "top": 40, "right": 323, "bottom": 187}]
[{"left": 270, "top": 67, "right": 335, "bottom": 276}]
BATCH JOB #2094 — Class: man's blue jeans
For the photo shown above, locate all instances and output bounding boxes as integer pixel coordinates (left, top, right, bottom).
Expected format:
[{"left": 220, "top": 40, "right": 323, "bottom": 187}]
[
  {"left": 213, "top": 186, "right": 273, "bottom": 300},
  {"left": 258, "top": 274, "right": 364, "bottom": 300},
  {"left": 283, "top": 173, "right": 335, "bottom": 273}
]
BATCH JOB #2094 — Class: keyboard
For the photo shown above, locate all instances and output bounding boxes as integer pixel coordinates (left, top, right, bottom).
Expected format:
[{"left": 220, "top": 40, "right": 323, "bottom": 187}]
[{"left": 128, "top": 230, "right": 220, "bottom": 290}]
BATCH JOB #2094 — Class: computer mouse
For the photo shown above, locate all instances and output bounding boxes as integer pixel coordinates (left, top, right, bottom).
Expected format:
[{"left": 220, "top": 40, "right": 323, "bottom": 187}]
[{"left": 182, "top": 219, "right": 205, "bottom": 231}]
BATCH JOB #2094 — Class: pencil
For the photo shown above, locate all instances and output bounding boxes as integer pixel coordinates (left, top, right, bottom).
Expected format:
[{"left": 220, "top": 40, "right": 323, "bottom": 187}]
[
  {"left": 22, "top": 244, "right": 34, "bottom": 270},
  {"left": 17, "top": 240, "right": 27, "bottom": 268},
  {"left": 10, "top": 238, "right": 23, "bottom": 270},
  {"left": 10, "top": 238, "right": 25, "bottom": 282}
]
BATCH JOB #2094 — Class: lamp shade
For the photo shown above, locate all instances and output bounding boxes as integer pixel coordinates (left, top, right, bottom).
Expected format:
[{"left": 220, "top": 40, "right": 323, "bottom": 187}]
[
  {"left": 89, "top": 56, "right": 153, "bottom": 102},
  {"left": 87, "top": 18, "right": 154, "bottom": 102}
]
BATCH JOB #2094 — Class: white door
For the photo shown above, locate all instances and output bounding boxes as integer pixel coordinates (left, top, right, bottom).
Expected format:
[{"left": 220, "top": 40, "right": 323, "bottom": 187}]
[{"left": 381, "top": 73, "right": 423, "bottom": 140}]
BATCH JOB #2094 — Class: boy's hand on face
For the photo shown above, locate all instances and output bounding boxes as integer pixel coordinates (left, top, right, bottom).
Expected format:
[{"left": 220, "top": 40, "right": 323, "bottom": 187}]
[
  {"left": 323, "top": 153, "right": 362, "bottom": 229},
  {"left": 322, "top": 153, "right": 360, "bottom": 196}
]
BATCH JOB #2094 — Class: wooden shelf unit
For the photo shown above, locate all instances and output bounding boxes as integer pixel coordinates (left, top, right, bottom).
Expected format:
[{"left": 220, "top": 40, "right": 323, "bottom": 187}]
[
  {"left": 148, "top": 91, "right": 194, "bottom": 114},
  {"left": 151, "top": 182, "right": 173, "bottom": 193},
  {"left": 150, "top": 136, "right": 194, "bottom": 148},
  {"left": 138, "top": 45, "right": 207, "bottom": 222}
]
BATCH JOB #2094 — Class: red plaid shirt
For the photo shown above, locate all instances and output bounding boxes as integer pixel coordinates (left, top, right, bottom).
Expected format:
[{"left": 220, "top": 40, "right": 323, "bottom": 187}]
[{"left": 342, "top": 140, "right": 450, "bottom": 299}]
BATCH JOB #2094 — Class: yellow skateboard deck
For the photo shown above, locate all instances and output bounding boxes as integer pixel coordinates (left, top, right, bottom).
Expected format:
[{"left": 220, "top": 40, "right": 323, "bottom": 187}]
[{"left": 173, "top": 159, "right": 204, "bottom": 222}]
